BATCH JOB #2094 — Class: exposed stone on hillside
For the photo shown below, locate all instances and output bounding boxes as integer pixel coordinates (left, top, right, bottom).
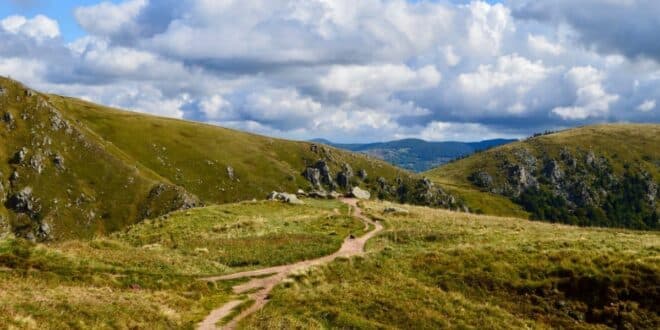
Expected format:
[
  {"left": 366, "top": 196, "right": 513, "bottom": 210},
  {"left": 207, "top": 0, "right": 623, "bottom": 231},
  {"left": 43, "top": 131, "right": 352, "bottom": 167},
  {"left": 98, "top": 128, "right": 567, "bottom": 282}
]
[
  {"left": 3, "top": 112, "right": 13, "bottom": 124},
  {"left": 469, "top": 171, "right": 493, "bottom": 189},
  {"left": 303, "top": 167, "right": 321, "bottom": 188},
  {"left": 469, "top": 148, "right": 659, "bottom": 229},
  {"left": 543, "top": 159, "right": 563, "bottom": 183},
  {"left": 337, "top": 163, "right": 353, "bottom": 188},
  {"left": 268, "top": 191, "right": 304, "bottom": 205},
  {"left": 140, "top": 184, "right": 201, "bottom": 219},
  {"left": 6, "top": 187, "right": 40, "bottom": 219},
  {"left": 507, "top": 164, "right": 538, "bottom": 197},
  {"left": 11, "top": 147, "right": 28, "bottom": 164},
  {"left": 29, "top": 154, "right": 45, "bottom": 174},
  {"left": 226, "top": 166, "right": 235, "bottom": 180},
  {"left": 53, "top": 154, "right": 65, "bottom": 170},
  {"left": 358, "top": 169, "right": 368, "bottom": 179},
  {"left": 350, "top": 187, "right": 371, "bottom": 200}
]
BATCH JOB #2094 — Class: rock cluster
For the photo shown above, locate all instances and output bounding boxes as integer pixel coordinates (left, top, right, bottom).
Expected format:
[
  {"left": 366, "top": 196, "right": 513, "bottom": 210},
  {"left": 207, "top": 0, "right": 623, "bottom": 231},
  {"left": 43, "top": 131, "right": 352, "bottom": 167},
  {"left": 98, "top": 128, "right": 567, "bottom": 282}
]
[{"left": 268, "top": 191, "right": 304, "bottom": 205}]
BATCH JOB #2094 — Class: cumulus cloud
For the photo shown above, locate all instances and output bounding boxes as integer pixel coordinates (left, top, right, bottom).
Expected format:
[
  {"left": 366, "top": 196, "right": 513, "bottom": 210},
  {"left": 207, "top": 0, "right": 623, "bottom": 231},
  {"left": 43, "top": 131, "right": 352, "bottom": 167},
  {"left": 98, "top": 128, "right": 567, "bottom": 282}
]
[
  {"left": 0, "top": 0, "right": 657, "bottom": 143},
  {"left": 637, "top": 99, "right": 656, "bottom": 112},
  {"left": 1, "top": 15, "right": 59, "bottom": 41},
  {"left": 552, "top": 66, "right": 620, "bottom": 120}
]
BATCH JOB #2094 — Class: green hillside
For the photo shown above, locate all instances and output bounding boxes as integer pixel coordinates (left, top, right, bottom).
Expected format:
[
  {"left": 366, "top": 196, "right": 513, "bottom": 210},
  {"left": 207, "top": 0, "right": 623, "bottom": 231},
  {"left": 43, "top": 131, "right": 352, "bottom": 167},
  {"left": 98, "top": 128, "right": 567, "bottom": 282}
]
[
  {"left": 0, "top": 77, "right": 460, "bottom": 240},
  {"left": 427, "top": 124, "right": 660, "bottom": 229},
  {"left": 1, "top": 199, "right": 657, "bottom": 329}
]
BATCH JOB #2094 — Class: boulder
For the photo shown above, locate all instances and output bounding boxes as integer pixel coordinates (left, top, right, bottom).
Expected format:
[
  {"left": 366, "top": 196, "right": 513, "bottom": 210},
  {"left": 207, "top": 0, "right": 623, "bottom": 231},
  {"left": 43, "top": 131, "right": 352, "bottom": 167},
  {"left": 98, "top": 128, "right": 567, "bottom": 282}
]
[
  {"left": 358, "top": 169, "right": 368, "bottom": 179},
  {"left": 3, "top": 112, "right": 13, "bottom": 124},
  {"left": 303, "top": 167, "right": 321, "bottom": 188},
  {"left": 329, "top": 191, "right": 342, "bottom": 199},
  {"left": 470, "top": 171, "right": 493, "bottom": 188},
  {"left": 226, "top": 166, "right": 235, "bottom": 180},
  {"left": 53, "top": 154, "right": 65, "bottom": 170},
  {"left": 350, "top": 187, "right": 371, "bottom": 200},
  {"left": 308, "top": 190, "right": 328, "bottom": 199},
  {"left": 6, "top": 187, "right": 39, "bottom": 218},
  {"left": 337, "top": 164, "right": 353, "bottom": 188},
  {"left": 296, "top": 189, "right": 307, "bottom": 196},
  {"left": 315, "top": 160, "right": 334, "bottom": 186},
  {"left": 268, "top": 191, "right": 304, "bottom": 205},
  {"left": 11, "top": 147, "right": 28, "bottom": 164}
]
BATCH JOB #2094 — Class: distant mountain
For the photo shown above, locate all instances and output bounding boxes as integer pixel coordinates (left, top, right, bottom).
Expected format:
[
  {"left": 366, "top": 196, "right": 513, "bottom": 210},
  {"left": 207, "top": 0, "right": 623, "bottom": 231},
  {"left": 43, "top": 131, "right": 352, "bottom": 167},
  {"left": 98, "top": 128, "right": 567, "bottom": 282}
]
[{"left": 311, "top": 138, "right": 517, "bottom": 172}]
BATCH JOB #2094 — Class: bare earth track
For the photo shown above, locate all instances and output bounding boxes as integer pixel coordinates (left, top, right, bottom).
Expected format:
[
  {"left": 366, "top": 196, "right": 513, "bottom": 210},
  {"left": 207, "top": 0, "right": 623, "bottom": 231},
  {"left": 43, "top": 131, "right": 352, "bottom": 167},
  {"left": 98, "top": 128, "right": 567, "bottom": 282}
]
[{"left": 198, "top": 198, "right": 383, "bottom": 330}]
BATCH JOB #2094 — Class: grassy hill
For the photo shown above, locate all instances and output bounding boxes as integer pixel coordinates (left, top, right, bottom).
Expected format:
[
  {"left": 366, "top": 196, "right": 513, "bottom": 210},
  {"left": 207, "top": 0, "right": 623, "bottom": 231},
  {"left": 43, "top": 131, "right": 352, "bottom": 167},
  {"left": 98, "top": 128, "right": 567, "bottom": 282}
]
[
  {"left": 314, "top": 138, "right": 516, "bottom": 172},
  {"left": 427, "top": 124, "right": 660, "bottom": 229},
  {"left": 1, "top": 199, "right": 657, "bottom": 329},
  {"left": 0, "top": 77, "right": 459, "bottom": 240}
]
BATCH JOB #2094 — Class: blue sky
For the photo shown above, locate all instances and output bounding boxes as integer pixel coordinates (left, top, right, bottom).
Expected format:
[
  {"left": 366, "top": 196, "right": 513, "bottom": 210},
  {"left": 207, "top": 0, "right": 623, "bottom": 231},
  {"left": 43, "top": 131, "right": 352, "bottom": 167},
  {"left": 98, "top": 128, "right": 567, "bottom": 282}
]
[{"left": 0, "top": 0, "right": 658, "bottom": 142}]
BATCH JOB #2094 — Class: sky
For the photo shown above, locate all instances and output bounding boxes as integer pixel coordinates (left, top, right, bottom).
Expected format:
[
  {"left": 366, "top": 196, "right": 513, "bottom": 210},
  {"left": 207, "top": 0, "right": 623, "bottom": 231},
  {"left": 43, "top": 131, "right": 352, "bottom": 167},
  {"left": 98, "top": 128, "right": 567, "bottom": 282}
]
[{"left": 0, "top": 0, "right": 658, "bottom": 143}]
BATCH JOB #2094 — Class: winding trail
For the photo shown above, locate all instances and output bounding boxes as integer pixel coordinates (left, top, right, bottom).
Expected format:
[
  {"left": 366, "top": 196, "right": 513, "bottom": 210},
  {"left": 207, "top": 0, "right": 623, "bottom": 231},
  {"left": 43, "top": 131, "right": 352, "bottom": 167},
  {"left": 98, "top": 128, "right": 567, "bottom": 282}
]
[{"left": 198, "top": 198, "right": 383, "bottom": 330}]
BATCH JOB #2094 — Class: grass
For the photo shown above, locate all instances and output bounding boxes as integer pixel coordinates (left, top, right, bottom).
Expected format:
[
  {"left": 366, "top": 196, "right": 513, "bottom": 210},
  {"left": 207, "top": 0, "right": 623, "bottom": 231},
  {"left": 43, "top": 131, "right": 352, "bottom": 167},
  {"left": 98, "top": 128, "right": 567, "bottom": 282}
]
[
  {"left": 0, "top": 199, "right": 364, "bottom": 329},
  {"left": 426, "top": 124, "right": 660, "bottom": 221},
  {"left": 1, "top": 76, "right": 422, "bottom": 239},
  {"left": 242, "top": 200, "right": 660, "bottom": 329}
]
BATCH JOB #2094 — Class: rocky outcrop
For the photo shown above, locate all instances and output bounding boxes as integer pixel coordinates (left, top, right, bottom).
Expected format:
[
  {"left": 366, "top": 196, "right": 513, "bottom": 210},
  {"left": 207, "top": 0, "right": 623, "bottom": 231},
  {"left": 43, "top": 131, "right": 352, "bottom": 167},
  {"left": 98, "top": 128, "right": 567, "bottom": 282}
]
[
  {"left": 226, "top": 166, "right": 235, "bottom": 180},
  {"left": 268, "top": 191, "right": 304, "bottom": 205},
  {"left": 337, "top": 163, "right": 353, "bottom": 188},
  {"left": 350, "top": 187, "right": 371, "bottom": 200},
  {"left": 140, "top": 184, "right": 201, "bottom": 219},
  {"left": 358, "top": 169, "right": 368, "bottom": 179},
  {"left": 469, "top": 171, "right": 493, "bottom": 189},
  {"left": 303, "top": 167, "right": 321, "bottom": 188},
  {"left": 507, "top": 164, "right": 538, "bottom": 196}
]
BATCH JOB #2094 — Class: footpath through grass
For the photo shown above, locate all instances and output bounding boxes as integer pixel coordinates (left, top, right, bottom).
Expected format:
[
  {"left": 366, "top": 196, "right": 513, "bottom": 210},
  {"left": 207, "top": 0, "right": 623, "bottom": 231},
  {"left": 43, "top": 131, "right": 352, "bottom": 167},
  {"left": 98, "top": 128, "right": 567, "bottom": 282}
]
[
  {"left": 0, "top": 199, "right": 364, "bottom": 329},
  {"left": 243, "top": 201, "right": 660, "bottom": 329}
]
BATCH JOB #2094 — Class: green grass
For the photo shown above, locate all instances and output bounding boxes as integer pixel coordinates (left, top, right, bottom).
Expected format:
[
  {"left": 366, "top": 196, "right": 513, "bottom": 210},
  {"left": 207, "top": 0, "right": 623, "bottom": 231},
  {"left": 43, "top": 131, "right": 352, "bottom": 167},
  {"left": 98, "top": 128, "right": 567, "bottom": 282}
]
[
  {"left": 0, "top": 199, "right": 364, "bottom": 329},
  {"left": 425, "top": 124, "right": 660, "bottom": 222},
  {"left": 242, "top": 200, "right": 660, "bottom": 329},
  {"left": 1, "top": 76, "right": 423, "bottom": 240}
]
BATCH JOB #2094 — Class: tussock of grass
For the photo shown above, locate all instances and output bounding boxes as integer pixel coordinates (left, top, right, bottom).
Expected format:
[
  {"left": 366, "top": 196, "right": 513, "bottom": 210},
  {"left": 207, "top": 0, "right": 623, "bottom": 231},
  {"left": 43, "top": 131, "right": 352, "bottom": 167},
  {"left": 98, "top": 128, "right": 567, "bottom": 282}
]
[{"left": 243, "top": 201, "right": 660, "bottom": 329}]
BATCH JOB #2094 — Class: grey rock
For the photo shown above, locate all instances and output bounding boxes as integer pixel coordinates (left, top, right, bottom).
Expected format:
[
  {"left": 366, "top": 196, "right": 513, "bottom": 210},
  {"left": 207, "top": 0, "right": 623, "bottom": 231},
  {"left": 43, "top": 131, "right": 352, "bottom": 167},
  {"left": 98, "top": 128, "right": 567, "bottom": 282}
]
[
  {"left": 6, "top": 187, "right": 39, "bottom": 218},
  {"left": 268, "top": 191, "right": 304, "bottom": 205},
  {"left": 561, "top": 148, "right": 577, "bottom": 169},
  {"left": 303, "top": 167, "right": 322, "bottom": 188},
  {"left": 25, "top": 89, "right": 35, "bottom": 97},
  {"left": 37, "top": 222, "right": 51, "bottom": 240},
  {"left": 470, "top": 171, "right": 493, "bottom": 188},
  {"left": 507, "top": 164, "right": 538, "bottom": 195},
  {"left": 296, "top": 189, "right": 307, "bottom": 196},
  {"left": 329, "top": 191, "right": 342, "bottom": 199},
  {"left": 543, "top": 160, "right": 563, "bottom": 183},
  {"left": 337, "top": 163, "right": 353, "bottom": 188},
  {"left": 315, "top": 160, "right": 334, "bottom": 186},
  {"left": 0, "top": 87, "right": 5, "bottom": 95},
  {"left": 11, "top": 147, "right": 28, "bottom": 164},
  {"left": 226, "top": 166, "right": 235, "bottom": 180},
  {"left": 29, "top": 154, "right": 45, "bottom": 174},
  {"left": 308, "top": 190, "right": 328, "bottom": 199},
  {"left": 350, "top": 186, "right": 371, "bottom": 200},
  {"left": 358, "top": 169, "right": 368, "bottom": 179},
  {"left": 53, "top": 154, "right": 65, "bottom": 170},
  {"left": 3, "top": 112, "right": 13, "bottom": 124},
  {"left": 9, "top": 171, "right": 19, "bottom": 185}
]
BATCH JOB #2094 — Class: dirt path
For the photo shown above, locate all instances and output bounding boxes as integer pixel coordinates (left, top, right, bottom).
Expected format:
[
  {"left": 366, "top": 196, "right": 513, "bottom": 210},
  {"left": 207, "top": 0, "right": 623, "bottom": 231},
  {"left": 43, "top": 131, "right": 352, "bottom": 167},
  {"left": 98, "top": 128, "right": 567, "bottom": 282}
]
[{"left": 198, "top": 198, "right": 382, "bottom": 330}]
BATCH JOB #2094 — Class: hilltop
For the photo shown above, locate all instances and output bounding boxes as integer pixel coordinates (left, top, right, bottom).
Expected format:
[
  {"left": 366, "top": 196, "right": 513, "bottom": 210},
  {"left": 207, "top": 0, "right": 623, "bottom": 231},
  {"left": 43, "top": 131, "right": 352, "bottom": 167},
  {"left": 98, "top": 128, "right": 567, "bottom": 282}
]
[
  {"left": 427, "top": 124, "right": 660, "bottom": 229},
  {"left": 312, "top": 138, "right": 516, "bottom": 172},
  {"left": 0, "top": 77, "right": 460, "bottom": 240}
]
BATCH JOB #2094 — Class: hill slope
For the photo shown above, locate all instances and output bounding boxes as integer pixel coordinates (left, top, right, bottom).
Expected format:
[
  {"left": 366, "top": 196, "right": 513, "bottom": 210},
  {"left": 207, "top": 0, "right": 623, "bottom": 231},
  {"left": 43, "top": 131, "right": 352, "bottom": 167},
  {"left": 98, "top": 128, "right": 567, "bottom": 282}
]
[
  {"left": 0, "top": 77, "right": 460, "bottom": 240},
  {"left": 427, "top": 124, "right": 660, "bottom": 229},
  {"left": 313, "top": 138, "right": 516, "bottom": 172}
]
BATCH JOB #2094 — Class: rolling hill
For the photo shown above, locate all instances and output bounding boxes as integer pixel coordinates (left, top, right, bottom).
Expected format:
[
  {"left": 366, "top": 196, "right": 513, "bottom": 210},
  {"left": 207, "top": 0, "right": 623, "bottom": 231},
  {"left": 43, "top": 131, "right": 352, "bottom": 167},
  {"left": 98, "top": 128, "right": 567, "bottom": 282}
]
[
  {"left": 427, "top": 124, "right": 660, "bottom": 229},
  {"left": 0, "top": 77, "right": 460, "bottom": 241},
  {"left": 313, "top": 138, "right": 517, "bottom": 172}
]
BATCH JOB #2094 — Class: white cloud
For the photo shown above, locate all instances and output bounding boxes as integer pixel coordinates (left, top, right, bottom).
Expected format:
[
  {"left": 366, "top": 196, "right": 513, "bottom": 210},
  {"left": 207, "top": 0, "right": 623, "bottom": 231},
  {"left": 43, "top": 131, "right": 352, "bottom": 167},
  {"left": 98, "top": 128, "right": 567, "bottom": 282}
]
[
  {"left": 200, "top": 95, "right": 232, "bottom": 120},
  {"left": 320, "top": 64, "right": 441, "bottom": 99},
  {"left": 1, "top": 15, "right": 60, "bottom": 41},
  {"left": 552, "top": 66, "right": 620, "bottom": 120},
  {"left": 528, "top": 34, "right": 564, "bottom": 55},
  {"left": 74, "top": 0, "right": 147, "bottom": 37},
  {"left": 458, "top": 54, "right": 550, "bottom": 95},
  {"left": 637, "top": 99, "right": 656, "bottom": 112}
]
